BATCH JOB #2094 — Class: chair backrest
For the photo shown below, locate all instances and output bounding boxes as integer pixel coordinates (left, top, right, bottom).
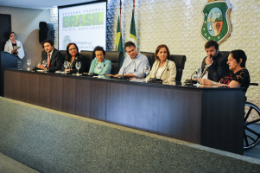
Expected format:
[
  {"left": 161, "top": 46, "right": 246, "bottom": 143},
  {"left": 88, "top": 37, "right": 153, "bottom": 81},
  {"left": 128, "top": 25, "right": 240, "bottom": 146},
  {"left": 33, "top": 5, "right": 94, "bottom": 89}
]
[
  {"left": 59, "top": 50, "right": 66, "bottom": 59},
  {"left": 140, "top": 52, "right": 155, "bottom": 68},
  {"left": 219, "top": 51, "right": 230, "bottom": 59},
  {"left": 105, "top": 51, "right": 122, "bottom": 74},
  {"left": 168, "top": 55, "right": 186, "bottom": 82},
  {"left": 80, "top": 50, "right": 93, "bottom": 72}
]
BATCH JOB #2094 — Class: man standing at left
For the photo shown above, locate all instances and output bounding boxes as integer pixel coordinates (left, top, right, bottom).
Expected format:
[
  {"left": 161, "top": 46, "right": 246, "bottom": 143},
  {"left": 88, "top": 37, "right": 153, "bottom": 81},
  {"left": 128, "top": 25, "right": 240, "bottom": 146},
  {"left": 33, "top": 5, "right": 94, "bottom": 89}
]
[{"left": 37, "top": 39, "right": 64, "bottom": 72}]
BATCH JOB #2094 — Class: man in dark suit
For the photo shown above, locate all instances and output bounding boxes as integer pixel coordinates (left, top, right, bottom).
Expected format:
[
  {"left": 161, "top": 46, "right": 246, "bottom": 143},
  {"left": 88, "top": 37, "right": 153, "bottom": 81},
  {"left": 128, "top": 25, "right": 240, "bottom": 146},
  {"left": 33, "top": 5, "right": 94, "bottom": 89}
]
[
  {"left": 37, "top": 39, "right": 64, "bottom": 72},
  {"left": 200, "top": 40, "right": 229, "bottom": 82}
]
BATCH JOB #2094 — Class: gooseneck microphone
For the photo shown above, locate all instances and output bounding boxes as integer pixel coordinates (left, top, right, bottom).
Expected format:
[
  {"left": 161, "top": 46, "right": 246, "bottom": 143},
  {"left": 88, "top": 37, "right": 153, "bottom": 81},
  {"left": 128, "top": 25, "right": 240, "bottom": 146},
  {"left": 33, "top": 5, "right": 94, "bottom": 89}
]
[
  {"left": 118, "top": 60, "right": 135, "bottom": 78},
  {"left": 88, "top": 62, "right": 102, "bottom": 76},
  {"left": 32, "top": 56, "right": 42, "bottom": 70},
  {"left": 184, "top": 69, "right": 198, "bottom": 85},
  {"left": 191, "top": 69, "right": 198, "bottom": 81}
]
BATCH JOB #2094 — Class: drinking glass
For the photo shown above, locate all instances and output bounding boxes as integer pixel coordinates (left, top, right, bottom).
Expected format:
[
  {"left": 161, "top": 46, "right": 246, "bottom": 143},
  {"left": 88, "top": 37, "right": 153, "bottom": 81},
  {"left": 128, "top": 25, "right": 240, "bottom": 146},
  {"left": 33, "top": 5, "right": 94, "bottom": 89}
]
[
  {"left": 144, "top": 65, "right": 150, "bottom": 77},
  {"left": 64, "top": 61, "right": 69, "bottom": 74},
  {"left": 197, "top": 68, "right": 202, "bottom": 86},
  {"left": 75, "top": 61, "right": 81, "bottom": 76},
  {"left": 27, "top": 59, "right": 31, "bottom": 71},
  {"left": 42, "top": 60, "right": 47, "bottom": 72},
  {"left": 191, "top": 69, "right": 198, "bottom": 80}
]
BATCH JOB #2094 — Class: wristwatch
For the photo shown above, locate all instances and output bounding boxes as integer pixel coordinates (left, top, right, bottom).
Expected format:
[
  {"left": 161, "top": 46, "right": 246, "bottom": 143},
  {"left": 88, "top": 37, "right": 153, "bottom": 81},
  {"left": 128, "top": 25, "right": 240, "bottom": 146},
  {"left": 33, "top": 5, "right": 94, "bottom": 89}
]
[{"left": 213, "top": 82, "right": 216, "bottom": 87}]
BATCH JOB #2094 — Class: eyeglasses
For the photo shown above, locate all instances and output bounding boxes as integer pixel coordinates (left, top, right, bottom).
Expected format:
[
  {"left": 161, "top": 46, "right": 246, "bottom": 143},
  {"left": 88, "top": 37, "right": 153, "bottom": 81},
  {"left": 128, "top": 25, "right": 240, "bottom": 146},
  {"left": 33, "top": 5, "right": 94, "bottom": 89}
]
[{"left": 69, "top": 48, "right": 77, "bottom": 51}]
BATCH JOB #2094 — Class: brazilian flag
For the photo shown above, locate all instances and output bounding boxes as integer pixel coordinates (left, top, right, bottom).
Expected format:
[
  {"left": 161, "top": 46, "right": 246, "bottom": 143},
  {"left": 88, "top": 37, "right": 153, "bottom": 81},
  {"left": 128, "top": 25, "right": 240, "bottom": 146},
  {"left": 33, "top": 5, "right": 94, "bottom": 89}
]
[
  {"left": 130, "top": 9, "right": 137, "bottom": 42},
  {"left": 115, "top": 16, "right": 124, "bottom": 66}
]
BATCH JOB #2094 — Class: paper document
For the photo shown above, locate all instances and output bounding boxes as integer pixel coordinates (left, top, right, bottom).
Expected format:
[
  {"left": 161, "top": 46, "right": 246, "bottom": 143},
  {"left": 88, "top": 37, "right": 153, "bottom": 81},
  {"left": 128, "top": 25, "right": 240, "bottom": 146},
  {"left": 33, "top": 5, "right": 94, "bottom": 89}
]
[{"left": 13, "top": 46, "right": 21, "bottom": 51}]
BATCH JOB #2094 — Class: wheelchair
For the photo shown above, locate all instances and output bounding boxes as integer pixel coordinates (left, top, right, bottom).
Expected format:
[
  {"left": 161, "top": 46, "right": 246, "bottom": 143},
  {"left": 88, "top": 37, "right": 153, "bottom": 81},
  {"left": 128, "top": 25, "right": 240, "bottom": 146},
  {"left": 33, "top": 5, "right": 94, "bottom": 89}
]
[{"left": 244, "top": 83, "right": 260, "bottom": 150}]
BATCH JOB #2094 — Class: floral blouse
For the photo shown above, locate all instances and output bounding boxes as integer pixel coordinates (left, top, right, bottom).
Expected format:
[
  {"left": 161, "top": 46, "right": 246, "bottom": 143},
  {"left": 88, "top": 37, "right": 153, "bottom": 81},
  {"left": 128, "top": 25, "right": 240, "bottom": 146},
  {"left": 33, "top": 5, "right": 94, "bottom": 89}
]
[{"left": 219, "top": 69, "right": 250, "bottom": 92}]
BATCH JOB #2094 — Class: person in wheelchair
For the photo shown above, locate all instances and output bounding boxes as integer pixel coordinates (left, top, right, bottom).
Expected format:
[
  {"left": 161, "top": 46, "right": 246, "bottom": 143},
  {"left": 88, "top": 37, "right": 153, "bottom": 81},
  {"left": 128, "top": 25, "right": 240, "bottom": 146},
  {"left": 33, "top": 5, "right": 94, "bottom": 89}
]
[{"left": 200, "top": 49, "right": 250, "bottom": 92}]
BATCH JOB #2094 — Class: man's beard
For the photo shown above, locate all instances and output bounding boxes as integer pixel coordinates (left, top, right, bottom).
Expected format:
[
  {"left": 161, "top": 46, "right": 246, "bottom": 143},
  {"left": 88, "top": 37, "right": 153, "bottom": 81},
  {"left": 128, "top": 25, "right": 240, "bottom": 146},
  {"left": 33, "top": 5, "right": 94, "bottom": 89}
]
[{"left": 211, "top": 51, "right": 218, "bottom": 60}]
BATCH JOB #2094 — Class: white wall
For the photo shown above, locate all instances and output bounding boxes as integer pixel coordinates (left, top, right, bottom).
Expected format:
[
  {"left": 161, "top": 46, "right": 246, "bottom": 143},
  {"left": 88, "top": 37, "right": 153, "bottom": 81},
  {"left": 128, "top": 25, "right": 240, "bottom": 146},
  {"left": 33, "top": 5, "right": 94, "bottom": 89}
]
[{"left": 0, "top": 6, "right": 50, "bottom": 68}]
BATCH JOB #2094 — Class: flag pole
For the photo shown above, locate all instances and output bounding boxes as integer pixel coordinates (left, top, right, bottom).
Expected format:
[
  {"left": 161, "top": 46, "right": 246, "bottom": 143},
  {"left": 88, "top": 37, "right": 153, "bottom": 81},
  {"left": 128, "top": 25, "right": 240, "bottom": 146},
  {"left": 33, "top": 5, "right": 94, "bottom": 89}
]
[
  {"left": 132, "top": 0, "right": 136, "bottom": 48},
  {"left": 120, "top": 0, "right": 122, "bottom": 24}
]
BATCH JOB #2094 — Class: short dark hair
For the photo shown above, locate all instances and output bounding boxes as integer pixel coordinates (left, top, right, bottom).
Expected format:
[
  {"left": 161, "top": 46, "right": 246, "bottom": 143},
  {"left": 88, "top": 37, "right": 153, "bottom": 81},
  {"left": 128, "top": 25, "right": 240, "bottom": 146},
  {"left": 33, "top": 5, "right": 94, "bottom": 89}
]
[
  {"left": 10, "top": 32, "right": 16, "bottom": 37},
  {"left": 8, "top": 32, "right": 16, "bottom": 40},
  {"left": 230, "top": 50, "right": 247, "bottom": 68},
  {"left": 42, "top": 39, "right": 54, "bottom": 47},
  {"left": 66, "top": 43, "right": 79, "bottom": 61},
  {"left": 154, "top": 44, "right": 170, "bottom": 61},
  {"left": 205, "top": 40, "right": 219, "bottom": 50},
  {"left": 124, "top": 41, "right": 136, "bottom": 51},
  {"left": 93, "top": 46, "right": 106, "bottom": 58}
]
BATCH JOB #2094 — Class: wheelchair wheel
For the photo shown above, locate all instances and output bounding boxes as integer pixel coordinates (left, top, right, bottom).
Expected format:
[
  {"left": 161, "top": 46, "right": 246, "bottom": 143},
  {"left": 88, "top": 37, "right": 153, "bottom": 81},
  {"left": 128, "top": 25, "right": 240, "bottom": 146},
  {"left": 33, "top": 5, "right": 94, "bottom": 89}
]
[{"left": 244, "top": 101, "right": 260, "bottom": 150}]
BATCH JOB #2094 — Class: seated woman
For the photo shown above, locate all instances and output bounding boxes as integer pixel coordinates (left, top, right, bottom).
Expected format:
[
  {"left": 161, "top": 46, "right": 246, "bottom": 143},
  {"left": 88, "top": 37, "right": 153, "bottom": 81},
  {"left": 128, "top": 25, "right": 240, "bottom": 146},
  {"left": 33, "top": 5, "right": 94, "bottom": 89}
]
[
  {"left": 200, "top": 49, "right": 250, "bottom": 92},
  {"left": 88, "top": 46, "right": 111, "bottom": 75},
  {"left": 62, "top": 43, "right": 86, "bottom": 73},
  {"left": 146, "top": 44, "right": 176, "bottom": 83}
]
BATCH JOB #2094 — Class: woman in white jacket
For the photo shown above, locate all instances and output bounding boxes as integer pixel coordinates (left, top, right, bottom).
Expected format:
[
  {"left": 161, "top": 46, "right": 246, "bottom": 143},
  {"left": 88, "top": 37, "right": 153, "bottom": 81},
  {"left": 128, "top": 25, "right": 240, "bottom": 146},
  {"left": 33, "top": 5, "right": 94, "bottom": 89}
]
[
  {"left": 146, "top": 44, "right": 176, "bottom": 84},
  {"left": 4, "top": 32, "right": 25, "bottom": 69}
]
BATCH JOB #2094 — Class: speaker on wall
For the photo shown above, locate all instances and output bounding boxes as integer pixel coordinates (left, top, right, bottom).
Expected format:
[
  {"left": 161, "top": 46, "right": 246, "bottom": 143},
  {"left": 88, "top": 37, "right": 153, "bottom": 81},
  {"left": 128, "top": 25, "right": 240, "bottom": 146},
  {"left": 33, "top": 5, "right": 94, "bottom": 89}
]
[{"left": 39, "top": 21, "right": 54, "bottom": 44}]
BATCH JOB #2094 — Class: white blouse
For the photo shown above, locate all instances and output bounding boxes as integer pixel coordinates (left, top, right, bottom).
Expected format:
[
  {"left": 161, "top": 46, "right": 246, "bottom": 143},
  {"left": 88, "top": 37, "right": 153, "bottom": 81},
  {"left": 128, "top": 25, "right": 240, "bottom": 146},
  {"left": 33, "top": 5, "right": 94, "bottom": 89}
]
[{"left": 156, "top": 67, "right": 165, "bottom": 79}]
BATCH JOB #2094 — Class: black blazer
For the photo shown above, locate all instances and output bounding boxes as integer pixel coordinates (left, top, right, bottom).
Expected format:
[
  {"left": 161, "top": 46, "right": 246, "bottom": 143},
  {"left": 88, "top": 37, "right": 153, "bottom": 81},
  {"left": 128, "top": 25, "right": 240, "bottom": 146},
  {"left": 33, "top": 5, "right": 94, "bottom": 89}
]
[
  {"left": 201, "top": 52, "right": 229, "bottom": 82},
  {"left": 61, "top": 54, "right": 87, "bottom": 73},
  {"left": 41, "top": 48, "right": 64, "bottom": 72}
]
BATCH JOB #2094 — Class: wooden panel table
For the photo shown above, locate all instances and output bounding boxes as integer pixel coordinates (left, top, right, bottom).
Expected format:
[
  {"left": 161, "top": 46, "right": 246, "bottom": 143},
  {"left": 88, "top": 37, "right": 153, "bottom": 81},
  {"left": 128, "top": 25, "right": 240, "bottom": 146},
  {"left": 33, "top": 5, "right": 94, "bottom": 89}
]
[{"left": 3, "top": 69, "right": 245, "bottom": 154}]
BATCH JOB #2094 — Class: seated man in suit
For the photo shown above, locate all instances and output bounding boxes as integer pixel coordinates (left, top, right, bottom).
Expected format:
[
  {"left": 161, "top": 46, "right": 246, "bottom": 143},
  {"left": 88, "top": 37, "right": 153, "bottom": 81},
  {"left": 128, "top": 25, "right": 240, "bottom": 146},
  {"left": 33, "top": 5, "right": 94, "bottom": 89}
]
[
  {"left": 37, "top": 39, "right": 64, "bottom": 72},
  {"left": 114, "top": 41, "right": 149, "bottom": 78},
  {"left": 200, "top": 40, "right": 229, "bottom": 82}
]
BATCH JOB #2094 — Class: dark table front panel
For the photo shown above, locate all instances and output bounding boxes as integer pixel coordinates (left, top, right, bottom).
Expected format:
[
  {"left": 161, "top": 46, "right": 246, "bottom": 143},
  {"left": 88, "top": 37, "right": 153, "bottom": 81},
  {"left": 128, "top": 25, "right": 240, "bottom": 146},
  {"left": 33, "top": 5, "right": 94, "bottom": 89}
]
[
  {"left": 201, "top": 90, "right": 244, "bottom": 154},
  {"left": 107, "top": 83, "right": 202, "bottom": 144},
  {"left": 3, "top": 69, "right": 245, "bottom": 154}
]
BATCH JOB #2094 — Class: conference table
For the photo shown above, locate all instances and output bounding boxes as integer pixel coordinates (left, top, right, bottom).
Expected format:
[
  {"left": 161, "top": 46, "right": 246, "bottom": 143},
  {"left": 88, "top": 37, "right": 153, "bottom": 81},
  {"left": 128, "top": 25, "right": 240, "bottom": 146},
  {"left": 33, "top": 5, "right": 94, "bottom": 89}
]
[{"left": 3, "top": 68, "right": 245, "bottom": 154}]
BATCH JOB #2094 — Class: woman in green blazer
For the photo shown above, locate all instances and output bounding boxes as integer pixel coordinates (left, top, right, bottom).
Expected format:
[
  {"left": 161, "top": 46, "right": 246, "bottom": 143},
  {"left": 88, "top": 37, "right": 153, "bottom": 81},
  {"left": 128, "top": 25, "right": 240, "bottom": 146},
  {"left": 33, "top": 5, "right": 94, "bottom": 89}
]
[{"left": 89, "top": 46, "right": 112, "bottom": 75}]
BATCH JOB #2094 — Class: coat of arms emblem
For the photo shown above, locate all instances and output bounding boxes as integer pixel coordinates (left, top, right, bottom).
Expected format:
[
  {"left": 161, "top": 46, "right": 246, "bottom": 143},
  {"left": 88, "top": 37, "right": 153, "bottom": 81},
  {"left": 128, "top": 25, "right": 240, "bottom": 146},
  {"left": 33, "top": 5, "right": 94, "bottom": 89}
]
[{"left": 201, "top": 0, "right": 232, "bottom": 44}]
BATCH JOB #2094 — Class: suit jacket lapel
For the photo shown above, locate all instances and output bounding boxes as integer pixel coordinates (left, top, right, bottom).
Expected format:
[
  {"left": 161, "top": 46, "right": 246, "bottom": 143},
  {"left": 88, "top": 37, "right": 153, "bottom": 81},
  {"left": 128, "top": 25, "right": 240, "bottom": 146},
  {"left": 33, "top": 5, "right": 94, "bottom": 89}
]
[
  {"left": 152, "top": 61, "right": 159, "bottom": 77},
  {"left": 50, "top": 49, "right": 57, "bottom": 65},
  {"left": 152, "top": 60, "right": 167, "bottom": 78},
  {"left": 160, "top": 59, "right": 168, "bottom": 77}
]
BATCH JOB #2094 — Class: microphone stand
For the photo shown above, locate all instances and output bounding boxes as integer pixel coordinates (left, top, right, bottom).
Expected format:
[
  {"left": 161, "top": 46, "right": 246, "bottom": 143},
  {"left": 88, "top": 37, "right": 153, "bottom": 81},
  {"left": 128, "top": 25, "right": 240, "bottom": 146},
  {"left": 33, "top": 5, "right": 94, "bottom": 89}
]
[
  {"left": 31, "top": 56, "right": 42, "bottom": 71},
  {"left": 184, "top": 69, "right": 197, "bottom": 85},
  {"left": 191, "top": 69, "right": 198, "bottom": 81}
]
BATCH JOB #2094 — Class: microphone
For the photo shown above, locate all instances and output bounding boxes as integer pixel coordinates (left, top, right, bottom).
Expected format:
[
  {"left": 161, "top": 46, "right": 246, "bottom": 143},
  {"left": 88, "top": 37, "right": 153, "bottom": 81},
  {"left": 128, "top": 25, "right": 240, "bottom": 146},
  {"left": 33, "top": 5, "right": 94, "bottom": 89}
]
[
  {"left": 88, "top": 62, "right": 98, "bottom": 76},
  {"left": 191, "top": 69, "right": 198, "bottom": 80},
  {"left": 118, "top": 60, "right": 133, "bottom": 78},
  {"left": 118, "top": 63, "right": 129, "bottom": 78},
  {"left": 31, "top": 56, "right": 42, "bottom": 70},
  {"left": 49, "top": 56, "right": 59, "bottom": 66},
  {"left": 184, "top": 69, "right": 197, "bottom": 84}
]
